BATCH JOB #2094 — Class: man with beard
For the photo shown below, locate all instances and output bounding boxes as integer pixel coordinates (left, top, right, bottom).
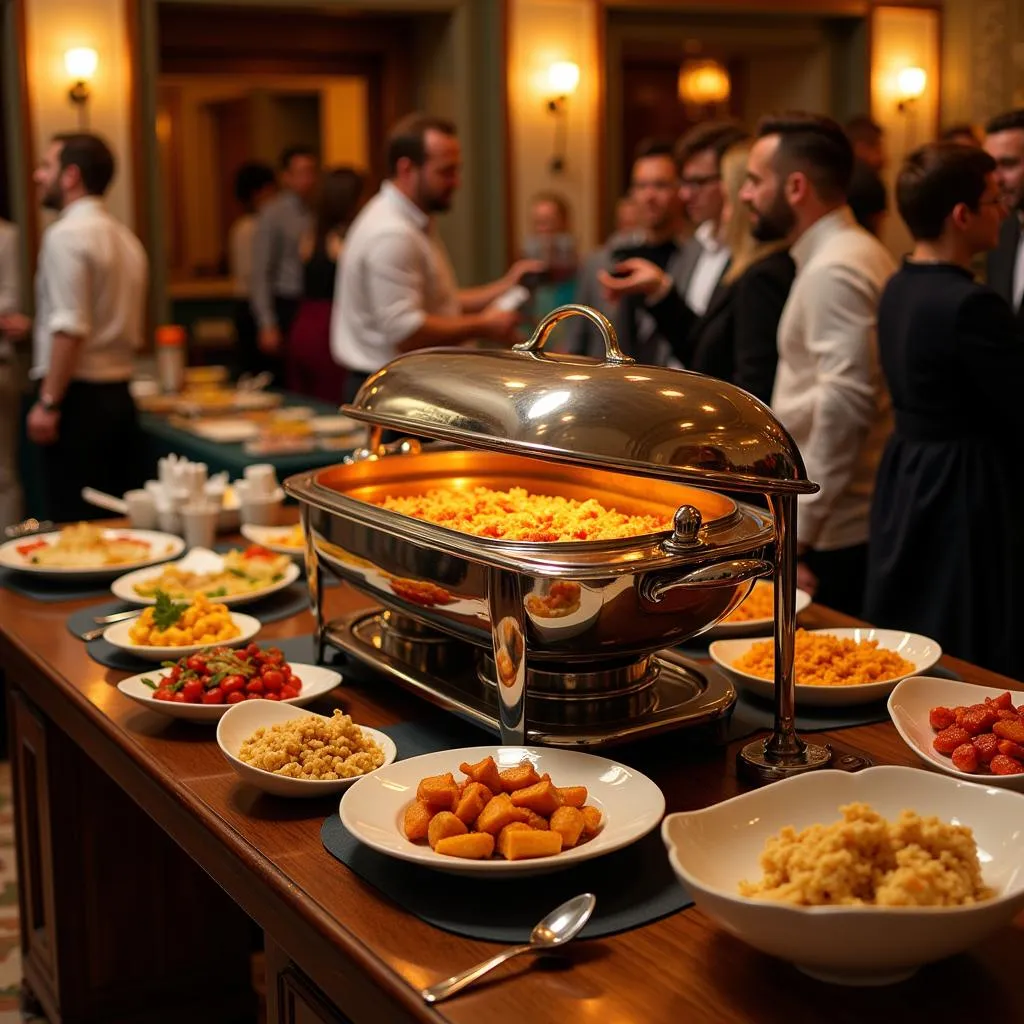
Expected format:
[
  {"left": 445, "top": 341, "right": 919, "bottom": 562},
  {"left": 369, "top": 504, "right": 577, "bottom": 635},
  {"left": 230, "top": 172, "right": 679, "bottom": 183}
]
[
  {"left": 983, "top": 109, "right": 1024, "bottom": 327},
  {"left": 740, "top": 113, "right": 895, "bottom": 616},
  {"left": 331, "top": 114, "right": 539, "bottom": 404},
  {"left": 27, "top": 133, "right": 147, "bottom": 522}
]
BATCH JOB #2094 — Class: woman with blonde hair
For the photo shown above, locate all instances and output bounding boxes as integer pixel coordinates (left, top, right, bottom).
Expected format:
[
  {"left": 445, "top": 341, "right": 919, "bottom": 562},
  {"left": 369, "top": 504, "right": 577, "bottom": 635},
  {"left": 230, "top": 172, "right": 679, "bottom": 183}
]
[{"left": 599, "top": 138, "right": 794, "bottom": 404}]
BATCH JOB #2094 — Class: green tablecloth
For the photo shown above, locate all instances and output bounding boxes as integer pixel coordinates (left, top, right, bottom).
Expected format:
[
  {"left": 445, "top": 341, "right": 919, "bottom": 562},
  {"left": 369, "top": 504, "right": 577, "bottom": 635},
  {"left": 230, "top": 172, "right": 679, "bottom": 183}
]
[{"left": 140, "top": 392, "right": 354, "bottom": 482}]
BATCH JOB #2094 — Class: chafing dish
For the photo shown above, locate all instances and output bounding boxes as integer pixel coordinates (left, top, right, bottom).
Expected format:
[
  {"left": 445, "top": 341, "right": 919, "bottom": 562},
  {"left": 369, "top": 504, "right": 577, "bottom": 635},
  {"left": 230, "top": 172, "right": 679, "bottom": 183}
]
[{"left": 286, "top": 305, "right": 829, "bottom": 779}]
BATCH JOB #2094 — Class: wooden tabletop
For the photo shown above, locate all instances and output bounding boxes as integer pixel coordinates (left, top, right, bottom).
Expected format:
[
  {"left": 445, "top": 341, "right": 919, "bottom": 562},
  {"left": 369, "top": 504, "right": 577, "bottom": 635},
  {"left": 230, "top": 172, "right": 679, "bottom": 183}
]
[{"left": 1, "top": 570, "right": 1022, "bottom": 1023}]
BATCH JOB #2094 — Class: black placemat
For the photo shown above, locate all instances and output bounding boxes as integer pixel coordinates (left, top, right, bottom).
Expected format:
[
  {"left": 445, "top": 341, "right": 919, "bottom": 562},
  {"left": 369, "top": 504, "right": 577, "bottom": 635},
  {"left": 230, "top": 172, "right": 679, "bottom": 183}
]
[
  {"left": 724, "top": 663, "right": 964, "bottom": 741},
  {"left": 321, "top": 816, "right": 688, "bottom": 943},
  {"left": 0, "top": 567, "right": 115, "bottom": 603},
  {"left": 66, "top": 584, "right": 311, "bottom": 643}
]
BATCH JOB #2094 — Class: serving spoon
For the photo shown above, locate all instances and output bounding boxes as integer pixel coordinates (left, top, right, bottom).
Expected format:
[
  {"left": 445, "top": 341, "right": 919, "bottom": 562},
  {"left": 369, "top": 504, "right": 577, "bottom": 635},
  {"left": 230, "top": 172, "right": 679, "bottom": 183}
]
[{"left": 420, "top": 892, "right": 596, "bottom": 1004}]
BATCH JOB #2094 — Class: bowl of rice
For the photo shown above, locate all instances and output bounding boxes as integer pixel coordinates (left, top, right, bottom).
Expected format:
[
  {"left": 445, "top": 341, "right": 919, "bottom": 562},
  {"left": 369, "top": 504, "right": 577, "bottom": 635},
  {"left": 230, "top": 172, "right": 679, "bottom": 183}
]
[
  {"left": 216, "top": 700, "right": 397, "bottom": 797},
  {"left": 708, "top": 627, "right": 941, "bottom": 707},
  {"left": 662, "top": 765, "right": 1024, "bottom": 985}
]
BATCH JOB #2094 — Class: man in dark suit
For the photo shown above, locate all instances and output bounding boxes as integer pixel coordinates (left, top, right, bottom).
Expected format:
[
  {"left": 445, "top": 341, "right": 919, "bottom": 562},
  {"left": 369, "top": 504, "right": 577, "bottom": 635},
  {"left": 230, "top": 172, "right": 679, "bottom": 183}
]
[{"left": 983, "top": 109, "right": 1024, "bottom": 324}]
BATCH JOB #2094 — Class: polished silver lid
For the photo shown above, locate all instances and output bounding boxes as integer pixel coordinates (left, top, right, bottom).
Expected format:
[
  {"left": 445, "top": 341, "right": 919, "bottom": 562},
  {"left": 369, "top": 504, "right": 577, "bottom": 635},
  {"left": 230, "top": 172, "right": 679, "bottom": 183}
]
[{"left": 343, "top": 304, "right": 817, "bottom": 495}]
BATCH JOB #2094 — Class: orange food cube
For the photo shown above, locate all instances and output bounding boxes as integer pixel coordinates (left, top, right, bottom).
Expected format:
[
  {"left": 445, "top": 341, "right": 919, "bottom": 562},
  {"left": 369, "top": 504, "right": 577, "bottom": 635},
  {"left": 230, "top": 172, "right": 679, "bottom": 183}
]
[
  {"left": 453, "top": 782, "right": 492, "bottom": 826},
  {"left": 557, "top": 786, "right": 588, "bottom": 808},
  {"left": 416, "top": 772, "right": 460, "bottom": 810},
  {"left": 497, "top": 821, "right": 533, "bottom": 858},
  {"left": 510, "top": 779, "right": 563, "bottom": 816},
  {"left": 549, "top": 806, "right": 586, "bottom": 848},
  {"left": 427, "top": 811, "right": 468, "bottom": 849},
  {"left": 402, "top": 800, "right": 434, "bottom": 842},
  {"left": 459, "top": 756, "right": 504, "bottom": 794},
  {"left": 501, "top": 828, "right": 563, "bottom": 861},
  {"left": 498, "top": 762, "right": 541, "bottom": 793},
  {"left": 475, "top": 793, "right": 530, "bottom": 835},
  {"left": 581, "top": 805, "right": 603, "bottom": 836},
  {"left": 522, "top": 809, "right": 550, "bottom": 831},
  {"left": 434, "top": 832, "right": 496, "bottom": 859}
]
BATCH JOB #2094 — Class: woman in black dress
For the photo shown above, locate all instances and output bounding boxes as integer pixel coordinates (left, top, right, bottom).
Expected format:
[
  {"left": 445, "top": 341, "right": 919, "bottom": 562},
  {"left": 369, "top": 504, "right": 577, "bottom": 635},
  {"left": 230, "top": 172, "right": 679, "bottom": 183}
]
[
  {"left": 598, "top": 139, "right": 794, "bottom": 404},
  {"left": 864, "top": 142, "right": 1024, "bottom": 679}
]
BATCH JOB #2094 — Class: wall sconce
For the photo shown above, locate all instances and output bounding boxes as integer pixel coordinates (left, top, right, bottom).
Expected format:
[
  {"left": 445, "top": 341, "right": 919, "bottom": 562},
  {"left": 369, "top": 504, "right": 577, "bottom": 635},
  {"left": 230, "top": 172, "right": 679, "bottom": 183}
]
[
  {"left": 65, "top": 48, "right": 98, "bottom": 129},
  {"left": 896, "top": 66, "right": 927, "bottom": 113},
  {"left": 545, "top": 61, "right": 579, "bottom": 174},
  {"left": 678, "top": 59, "right": 731, "bottom": 107}
]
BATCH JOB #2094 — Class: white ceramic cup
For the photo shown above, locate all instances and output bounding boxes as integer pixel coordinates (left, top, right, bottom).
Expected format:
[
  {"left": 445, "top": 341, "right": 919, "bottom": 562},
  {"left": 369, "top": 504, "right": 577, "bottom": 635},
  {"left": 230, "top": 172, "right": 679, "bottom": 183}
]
[
  {"left": 243, "top": 463, "right": 277, "bottom": 497},
  {"left": 180, "top": 503, "right": 220, "bottom": 549},
  {"left": 156, "top": 507, "right": 181, "bottom": 536},
  {"left": 240, "top": 492, "right": 282, "bottom": 527},
  {"left": 124, "top": 489, "right": 157, "bottom": 530}
]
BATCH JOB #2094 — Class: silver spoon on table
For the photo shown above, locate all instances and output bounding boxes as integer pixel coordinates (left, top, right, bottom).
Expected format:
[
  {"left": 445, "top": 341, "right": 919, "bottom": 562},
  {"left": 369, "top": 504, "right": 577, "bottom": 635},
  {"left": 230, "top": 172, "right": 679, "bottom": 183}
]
[{"left": 421, "top": 892, "right": 596, "bottom": 1005}]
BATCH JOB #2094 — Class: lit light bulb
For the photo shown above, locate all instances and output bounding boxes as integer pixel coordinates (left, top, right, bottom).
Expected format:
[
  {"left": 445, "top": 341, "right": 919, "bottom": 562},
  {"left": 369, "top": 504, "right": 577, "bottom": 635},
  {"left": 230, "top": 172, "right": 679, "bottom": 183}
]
[
  {"left": 896, "top": 66, "right": 927, "bottom": 101},
  {"left": 64, "top": 47, "right": 98, "bottom": 81},
  {"left": 547, "top": 61, "right": 580, "bottom": 97}
]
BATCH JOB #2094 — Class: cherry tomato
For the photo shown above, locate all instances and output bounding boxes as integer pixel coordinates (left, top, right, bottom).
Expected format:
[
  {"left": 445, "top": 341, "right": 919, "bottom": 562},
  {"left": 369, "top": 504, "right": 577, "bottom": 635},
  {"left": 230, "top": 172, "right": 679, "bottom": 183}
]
[
  {"left": 246, "top": 678, "right": 264, "bottom": 695},
  {"left": 264, "top": 692, "right": 280, "bottom": 701},
  {"left": 290, "top": 676, "right": 302, "bottom": 691},
  {"left": 245, "top": 643, "right": 261, "bottom": 659},
  {"left": 152, "top": 689, "right": 171, "bottom": 701},
  {"left": 220, "top": 674, "right": 246, "bottom": 695},
  {"left": 171, "top": 692, "right": 187, "bottom": 703},
  {"left": 186, "top": 655, "right": 206, "bottom": 673},
  {"left": 168, "top": 665, "right": 183, "bottom": 683},
  {"left": 201, "top": 689, "right": 224, "bottom": 704},
  {"left": 182, "top": 679, "right": 204, "bottom": 703},
  {"left": 225, "top": 691, "right": 245, "bottom": 705},
  {"left": 261, "top": 669, "right": 284, "bottom": 693},
  {"left": 280, "top": 685, "right": 298, "bottom": 700}
]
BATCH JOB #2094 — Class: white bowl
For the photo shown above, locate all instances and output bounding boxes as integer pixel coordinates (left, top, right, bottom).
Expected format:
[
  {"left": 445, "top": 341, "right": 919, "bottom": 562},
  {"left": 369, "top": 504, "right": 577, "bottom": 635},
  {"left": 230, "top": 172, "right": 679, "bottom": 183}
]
[
  {"left": 216, "top": 700, "right": 396, "bottom": 796},
  {"left": 103, "top": 611, "right": 261, "bottom": 661},
  {"left": 662, "top": 765, "right": 1024, "bottom": 986},
  {"left": 704, "top": 585, "right": 812, "bottom": 639},
  {"left": 709, "top": 627, "right": 941, "bottom": 707},
  {"left": 339, "top": 745, "right": 665, "bottom": 877},
  {"left": 0, "top": 528, "right": 185, "bottom": 580},
  {"left": 889, "top": 676, "right": 1024, "bottom": 791},
  {"left": 117, "top": 661, "right": 341, "bottom": 721},
  {"left": 110, "top": 546, "right": 300, "bottom": 606},
  {"left": 239, "top": 523, "right": 305, "bottom": 560}
]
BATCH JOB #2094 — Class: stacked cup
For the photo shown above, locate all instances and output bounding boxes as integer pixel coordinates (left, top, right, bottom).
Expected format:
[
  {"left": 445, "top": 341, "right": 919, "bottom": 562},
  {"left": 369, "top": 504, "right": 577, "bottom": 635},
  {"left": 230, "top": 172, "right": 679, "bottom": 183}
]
[{"left": 237, "top": 464, "right": 284, "bottom": 526}]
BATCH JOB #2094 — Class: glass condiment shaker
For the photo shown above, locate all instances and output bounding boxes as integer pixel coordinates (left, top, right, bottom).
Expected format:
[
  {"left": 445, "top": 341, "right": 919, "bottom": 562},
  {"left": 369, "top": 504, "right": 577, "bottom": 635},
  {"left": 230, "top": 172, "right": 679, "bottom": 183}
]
[{"left": 155, "top": 324, "right": 187, "bottom": 394}]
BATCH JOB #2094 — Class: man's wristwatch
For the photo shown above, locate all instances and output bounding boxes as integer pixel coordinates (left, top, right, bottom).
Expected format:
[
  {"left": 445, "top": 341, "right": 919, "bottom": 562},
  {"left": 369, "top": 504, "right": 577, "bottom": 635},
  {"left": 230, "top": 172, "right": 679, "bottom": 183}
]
[{"left": 39, "top": 393, "right": 61, "bottom": 413}]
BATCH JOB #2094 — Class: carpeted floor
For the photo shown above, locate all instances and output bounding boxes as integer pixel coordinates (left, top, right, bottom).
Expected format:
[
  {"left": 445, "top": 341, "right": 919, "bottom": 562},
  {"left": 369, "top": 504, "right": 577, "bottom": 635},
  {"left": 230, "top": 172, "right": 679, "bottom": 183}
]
[{"left": 0, "top": 763, "right": 47, "bottom": 1024}]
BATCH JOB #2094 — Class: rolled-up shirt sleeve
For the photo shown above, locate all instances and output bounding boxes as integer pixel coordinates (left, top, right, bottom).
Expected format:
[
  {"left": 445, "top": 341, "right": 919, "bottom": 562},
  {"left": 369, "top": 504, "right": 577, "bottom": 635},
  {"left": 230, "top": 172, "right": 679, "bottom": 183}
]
[
  {"left": 363, "top": 231, "right": 428, "bottom": 348},
  {"left": 795, "top": 264, "right": 881, "bottom": 547},
  {"left": 41, "top": 234, "right": 91, "bottom": 338}
]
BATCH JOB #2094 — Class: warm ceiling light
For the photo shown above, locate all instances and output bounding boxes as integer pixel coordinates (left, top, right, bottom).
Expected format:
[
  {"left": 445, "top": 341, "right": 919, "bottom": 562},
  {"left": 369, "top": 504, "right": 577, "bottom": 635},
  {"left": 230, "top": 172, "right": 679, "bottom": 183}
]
[
  {"left": 64, "top": 47, "right": 98, "bottom": 81},
  {"left": 896, "top": 66, "right": 927, "bottom": 101},
  {"left": 678, "top": 59, "right": 731, "bottom": 106},
  {"left": 547, "top": 61, "right": 580, "bottom": 98}
]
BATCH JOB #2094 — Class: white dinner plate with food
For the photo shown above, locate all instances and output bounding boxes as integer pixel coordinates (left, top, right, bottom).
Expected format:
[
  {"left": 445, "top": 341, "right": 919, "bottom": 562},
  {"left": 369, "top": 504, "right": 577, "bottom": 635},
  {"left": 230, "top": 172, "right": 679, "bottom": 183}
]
[
  {"left": 240, "top": 522, "right": 306, "bottom": 557},
  {"left": 888, "top": 675, "right": 1024, "bottom": 791},
  {"left": 339, "top": 745, "right": 665, "bottom": 877},
  {"left": 217, "top": 700, "right": 396, "bottom": 795},
  {"left": 191, "top": 419, "right": 261, "bottom": 443},
  {"left": 709, "top": 627, "right": 942, "bottom": 707},
  {"left": 0, "top": 525, "right": 185, "bottom": 580},
  {"left": 103, "top": 611, "right": 261, "bottom": 662},
  {"left": 117, "top": 662, "right": 341, "bottom": 721},
  {"left": 110, "top": 546, "right": 300, "bottom": 606},
  {"left": 703, "top": 581, "right": 812, "bottom": 639}
]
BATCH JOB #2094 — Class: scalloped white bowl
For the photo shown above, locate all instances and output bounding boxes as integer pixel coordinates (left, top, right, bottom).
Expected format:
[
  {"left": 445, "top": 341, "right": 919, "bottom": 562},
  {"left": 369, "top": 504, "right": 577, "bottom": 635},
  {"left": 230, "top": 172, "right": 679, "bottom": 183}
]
[{"left": 662, "top": 766, "right": 1024, "bottom": 986}]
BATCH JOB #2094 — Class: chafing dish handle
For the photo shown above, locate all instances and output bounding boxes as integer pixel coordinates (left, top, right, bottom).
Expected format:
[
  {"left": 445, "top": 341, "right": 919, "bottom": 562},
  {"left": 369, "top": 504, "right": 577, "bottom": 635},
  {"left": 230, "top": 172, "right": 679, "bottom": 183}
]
[
  {"left": 513, "top": 303, "right": 633, "bottom": 365},
  {"left": 639, "top": 559, "right": 773, "bottom": 604}
]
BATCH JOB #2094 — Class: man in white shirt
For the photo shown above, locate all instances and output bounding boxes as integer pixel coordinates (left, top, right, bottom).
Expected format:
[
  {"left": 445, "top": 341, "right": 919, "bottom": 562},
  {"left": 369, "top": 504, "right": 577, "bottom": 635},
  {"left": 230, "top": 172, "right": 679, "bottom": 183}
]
[
  {"left": 740, "top": 113, "right": 896, "bottom": 615},
  {"left": 0, "top": 217, "right": 28, "bottom": 528},
  {"left": 332, "top": 113, "right": 539, "bottom": 404},
  {"left": 983, "top": 109, "right": 1024, "bottom": 328},
  {"left": 28, "top": 133, "right": 148, "bottom": 522}
]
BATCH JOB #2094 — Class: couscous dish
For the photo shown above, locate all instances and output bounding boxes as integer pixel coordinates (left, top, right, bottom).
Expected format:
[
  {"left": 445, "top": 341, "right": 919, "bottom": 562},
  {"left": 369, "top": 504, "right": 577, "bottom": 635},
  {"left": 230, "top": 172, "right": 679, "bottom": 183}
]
[{"left": 739, "top": 802, "right": 992, "bottom": 907}]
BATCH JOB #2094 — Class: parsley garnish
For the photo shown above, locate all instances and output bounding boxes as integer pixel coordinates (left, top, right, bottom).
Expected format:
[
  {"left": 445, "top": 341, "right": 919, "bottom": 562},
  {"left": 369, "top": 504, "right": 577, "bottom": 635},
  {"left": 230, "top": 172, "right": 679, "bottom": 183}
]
[{"left": 152, "top": 590, "right": 190, "bottom": 631}]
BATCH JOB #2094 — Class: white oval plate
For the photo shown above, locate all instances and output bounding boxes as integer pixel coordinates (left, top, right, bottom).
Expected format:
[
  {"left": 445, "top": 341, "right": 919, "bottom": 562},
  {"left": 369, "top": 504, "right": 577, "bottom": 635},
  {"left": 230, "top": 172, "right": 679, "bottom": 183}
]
[
  {"left": 888, "top": 675, "right": 1024, "bottom": 791},
  {"left": 110, "top": 546, "right": 300, "bottom": 606},
  {"left": 704, "top": 585, "right": 812, "bottom": 639},
  {"left": 709, "top": 627, "right": 942, "bottom": 707},
  {"left": 104, "top": 611, "right": 261, "bottom": 662},
  {"left": 117, "top": 661, "right": 341, "bottom": 721},
  {"left": 309, "top": 414, "right": 365, "bottom": 436},
  {"left": 339, "top": 745, "right": 665, "bottom": 877},
  {"left": 0, "top": 528, "right": 185, "bottom": 580},
  {"left": 240, "top": 523, "right": 305, "bottom": 557},
  {"left": 216, "top": 700, "right": 396, "bottom": 796}
]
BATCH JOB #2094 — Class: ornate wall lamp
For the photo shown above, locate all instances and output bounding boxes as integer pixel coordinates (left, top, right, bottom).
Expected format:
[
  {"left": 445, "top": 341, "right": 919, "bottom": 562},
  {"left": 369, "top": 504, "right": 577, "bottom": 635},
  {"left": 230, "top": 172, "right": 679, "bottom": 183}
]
[
  {"left": 546, "top": 61, "right": 580, "bottom": 174},
  {"left": 65, "top": 47, "right": 98, "bottom": 129}
]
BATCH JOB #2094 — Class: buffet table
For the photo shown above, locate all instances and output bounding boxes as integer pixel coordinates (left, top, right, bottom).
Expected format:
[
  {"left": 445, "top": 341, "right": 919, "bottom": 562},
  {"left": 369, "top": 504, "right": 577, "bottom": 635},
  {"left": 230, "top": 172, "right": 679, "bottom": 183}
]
[{"left": 1, "top": 558, "right": 1023, "bottom": 1024}]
